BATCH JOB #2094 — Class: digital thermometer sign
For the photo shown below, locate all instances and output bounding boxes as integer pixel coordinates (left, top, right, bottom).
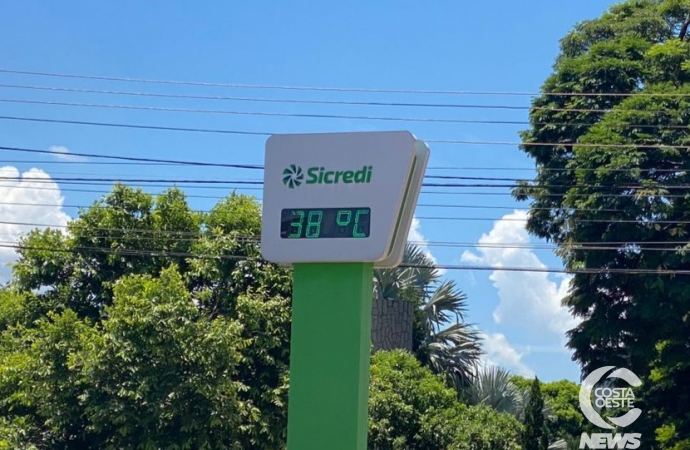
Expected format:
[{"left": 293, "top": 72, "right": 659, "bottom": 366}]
[
  {"left": 281, "top": 207, "right": 371, "bottom": 239},
  {"left": 261, "top": 131, "right": 429, "bottom": 267},
  {"left": 260, "top": 131, "right": 431, "bottom": 449}
]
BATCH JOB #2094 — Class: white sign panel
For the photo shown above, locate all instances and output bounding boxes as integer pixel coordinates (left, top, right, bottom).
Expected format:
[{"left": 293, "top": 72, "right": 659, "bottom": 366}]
[{"left": 261, "top": 131, "right": 428, "bottom": 265}]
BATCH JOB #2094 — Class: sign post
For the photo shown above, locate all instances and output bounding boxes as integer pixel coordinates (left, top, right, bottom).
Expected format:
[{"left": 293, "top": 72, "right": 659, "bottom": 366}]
[{"left": 261, "top": 131, "right": 429, "bottom": 450}]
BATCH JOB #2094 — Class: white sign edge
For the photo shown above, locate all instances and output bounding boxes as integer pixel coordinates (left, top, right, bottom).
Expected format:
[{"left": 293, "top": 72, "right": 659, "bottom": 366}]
[{"left": 374, "top": 140, "right": 430, "bottom": 268}]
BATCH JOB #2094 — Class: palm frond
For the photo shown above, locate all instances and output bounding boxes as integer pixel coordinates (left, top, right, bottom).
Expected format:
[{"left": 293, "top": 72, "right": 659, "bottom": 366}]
[
  {"left": 401, "top": 244, "right": 439, "bottom": 288},
  {"left": 465, "top": 365, "right": 522, "bottom": 416},
  {"left": 423, "top": 280, "right": 468, "bottom": 327},
  {"left": 373, "top": 244, "right": 438, "bottom": 302}
]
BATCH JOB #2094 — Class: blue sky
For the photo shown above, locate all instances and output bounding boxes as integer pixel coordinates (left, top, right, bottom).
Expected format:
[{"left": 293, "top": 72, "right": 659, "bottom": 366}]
[{"left": 0, "top": 0, "right": 618, "bottom": 382}]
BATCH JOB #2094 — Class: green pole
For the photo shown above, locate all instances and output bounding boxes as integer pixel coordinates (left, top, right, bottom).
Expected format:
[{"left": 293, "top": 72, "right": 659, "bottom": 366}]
[{"left": 287, "top": 262, "right": 374, "bottom": 450}]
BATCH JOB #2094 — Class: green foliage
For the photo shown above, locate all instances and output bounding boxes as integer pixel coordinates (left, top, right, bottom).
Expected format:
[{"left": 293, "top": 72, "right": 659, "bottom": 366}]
[
  {"left": 0, "top": 183, "right": 520, "bottom": 448},
  {"left": 421, "top": 403, "right": 523, "bottom": 450},
  {"left": 205, "top": 192, "right": 263, "bottom": 235},
  {"left": 0, "top": 186, "right": 292, "bottom": 449},
  {"left": 368, "top": 350, "right": 458, "bottom": 449},
  {"left": 368, "top": 350, "right": 522, "bottom": 450},
  {"left": 522, "top": 378, "right": 549, "bottom": 450},
  {"left": 516, "top": 0, "right": 690, "bottom": 443},
  {"left": 231, "top": 291, "right": 291, "bottom": 448},
  {"left": 75, "top": 267, "right": 247, "bottom": 449},
  {"left": 512, "top": 376, "right": 586, "bottom": 442},
  {"left": 375, "top": 244, "right": 483, "bottom": 389},
  {"left": 648, "top": 338, "right": 690, "bottom": 449},
  {"left": 0, "top": 268, "right": 249, "bottom": 449},
  {"left": 465, "top": 366, "right": 522, "bottom": 415}
]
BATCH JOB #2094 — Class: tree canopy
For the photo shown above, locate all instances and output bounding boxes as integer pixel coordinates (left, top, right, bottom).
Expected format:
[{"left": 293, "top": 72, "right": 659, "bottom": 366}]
[
  {"left": 0, "top": 185, "right": 293, "bottom": 449},
  {"left": 516, "top": 0, "right": 690, "bottom": 446},
  {"left": 368, "top": 350, "right": 523, "bottom": 450}
]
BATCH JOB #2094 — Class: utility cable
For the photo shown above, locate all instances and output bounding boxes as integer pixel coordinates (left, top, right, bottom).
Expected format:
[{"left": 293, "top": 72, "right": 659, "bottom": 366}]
[
  {"left": 8, "top": 174, "right": 690, "bottom": 197},
  {"left": 7, "top": 146, "right": 690, "bottom": 175},
  {"left": 1, "top": 231, "right": 685, "bottom": 253},
  {"left": 3, "top": 219, "right": 690, "bottom": 242},
  {"left": 4, "top": 115, "right": 690, "bottom": 151},
  {"left": 5, "top": 97, "right": 690, "bottom": 130},
  {"left": 1, "top": 241, "right": 688, "bottom": 275},
  {"left": 4, "top": 67, "right": 690, "bottom": 98},
  {"left": 0, "top": 199, "right": 669, "bottom": 215}
]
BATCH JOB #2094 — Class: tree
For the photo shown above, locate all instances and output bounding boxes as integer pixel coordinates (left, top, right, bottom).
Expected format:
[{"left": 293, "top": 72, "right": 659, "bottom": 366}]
[
  {"left": 372, "top": 245, "right": 436, "bottom": 352},
  {"left": 464, "top": 366, "right": 522, "bottom": 415},
  {"left": 514, "top": 0, "right": 690, "bottom": 443},
  {"left": 1, "top": 185, "right": 292, "bottom": 449},
  {"left": 523, "top": 377, "right": 549, "bottom": 450},
  {"left": 367, "top": 350, "right": 523, "bottom": 450},
  {"left": 368, "top": 350, "right": 459, "bottom": 450},
  {"left": 373, "top": 244, "right": 483, "bottom": 388},
  {"left": 0, "top": 267, "right": 249, "bottom": 449},
  {"left": 511, "top": 376, "right": 587, "bottom": 443}
]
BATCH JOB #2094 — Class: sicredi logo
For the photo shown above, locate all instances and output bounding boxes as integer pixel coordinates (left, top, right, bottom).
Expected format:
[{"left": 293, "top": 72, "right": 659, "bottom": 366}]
[{"left": 282, "top": 165, "right": 372, "bottom": 188}]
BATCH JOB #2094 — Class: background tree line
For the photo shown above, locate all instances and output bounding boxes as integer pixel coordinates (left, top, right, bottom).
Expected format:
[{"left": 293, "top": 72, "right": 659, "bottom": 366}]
[
  {"left": 515, "top": 0, "right": 690, "bottom": 447},
  {"left": 0, "top": 185, "right": 581, "bottom": 449}
]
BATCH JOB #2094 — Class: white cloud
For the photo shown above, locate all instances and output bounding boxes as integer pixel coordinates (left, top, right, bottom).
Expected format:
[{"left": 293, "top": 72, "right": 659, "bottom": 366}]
[
  {"left": 461, "top": 210, "right": 579, "bottom": 337},
  {"left": 0, "top": 167, "right": 70, "bottom": 283},
  {"left": 407, "top": 216, "right": 445, "bottom": 274},
  {"left": 49, "top": 145, "right": 87, "bottom": 162},
  {"left": 480, "top": 332, "right": 535, "bottom": 378}
]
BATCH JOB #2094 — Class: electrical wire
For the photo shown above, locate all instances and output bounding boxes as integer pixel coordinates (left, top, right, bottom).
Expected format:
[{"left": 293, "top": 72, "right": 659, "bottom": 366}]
[
  {"left": 7, "top": 180, "right": 690, "bottom": 199},
  {"left": 4, "top": 67, "right": 690, "bottom": 98},
  {"left": 5, "top": 97, "right": 690, "bottom": 130},
  {"left": 0, "top": 199, "right": 663, "bottom": 215},
  {"left": 8, "top": 172, "right": 690, "bottom": 198},
  {"left": 2, "top": 82, "right": 689, "bottom": 116},
  {"left": 0, "top": 145, "right": 263, "bottom": 169},
  {"left": 2, "top": 220, "right": 690, "bottom": 248},
  {"left": 1, "top": 230, "right": 686, "bottom": 253},
  {"left": 6, "top": 146, "right": 690, "bottom": 175},
  {"left": 2, "top": 241, "right": 688, "bottom": 275},
  {"left": 0, "top": 83, "right": 532, "bottom": 111},
  {"left": 3, "top": 115, "right": 690, "bottom": 151}
]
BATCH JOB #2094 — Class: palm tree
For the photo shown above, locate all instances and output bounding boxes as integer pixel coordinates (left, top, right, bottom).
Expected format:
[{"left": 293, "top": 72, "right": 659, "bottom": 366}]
[
  {"left": 373, "top": 244, "right": 437, "bottom": 303},
  {"left": 464, "top": 365, "right": 522, "bottom": 415},
  {"left": 372, "top": 243, "right": 483, "bottom": 388},
  {"left": 464, "top": 366, "right": 557, "bottom": 417}
]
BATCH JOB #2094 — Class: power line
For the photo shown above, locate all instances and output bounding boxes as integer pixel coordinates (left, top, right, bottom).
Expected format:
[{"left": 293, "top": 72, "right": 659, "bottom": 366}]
[
  {"left": 3, "top": 83, "right": 688, "bottom": 116},
  {"left": 0, "top": 199, "right": 656, "bottom": 215},
  {"left": 2, "top": 98, "right": 536, "bottom": 126},
  {"left": 7, "top": 180, "right": 690, "bottom": 199},
  {"left": 0, "top": 145, "right": 263, "bottom": 169},
  {"left": 6, "top": 146, "right": 690, "bottom": 175},
  {"left": 0, "top": 83, "right": 531, "bottom": 111},
  {"left": 1, "top": 230, "right": 685, "bottom": 253},
  {"left": 2, "top": 241, "right": 688, "bottom": 275},
  {"left": 8, "top": 173, "right": 690, "bottom": 197},
  {"left": 3, "top": 67, "right": 690, "bottom": 98},
  {"left": 5, "top": 97, "right": 690, "bottom": 130},
  {"left": 0, "top": 181, "right": 505, "bottom": 197},
  {"left": 4, "top": 114, "right": 690, "bottom": 151}
]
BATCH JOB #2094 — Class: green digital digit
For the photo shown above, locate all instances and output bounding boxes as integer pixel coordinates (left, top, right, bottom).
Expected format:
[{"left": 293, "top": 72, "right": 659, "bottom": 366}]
[
  {"left": 305, "top": 210, "right": 323, "bottom": 238},
  {"left": 353, "top": 209, "right": 369, "bottom": 238},
  {"left": 336, "top": 210, "right": 352, "bottom": 228},
  {"left": 289, "top": 210, "right": 305, "bottom": 238}
]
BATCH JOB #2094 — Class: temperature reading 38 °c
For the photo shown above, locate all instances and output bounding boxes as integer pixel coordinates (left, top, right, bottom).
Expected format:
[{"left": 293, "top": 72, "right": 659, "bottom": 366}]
[{"left": 280, "top": 207, "right": 371, "bottom": 239}]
